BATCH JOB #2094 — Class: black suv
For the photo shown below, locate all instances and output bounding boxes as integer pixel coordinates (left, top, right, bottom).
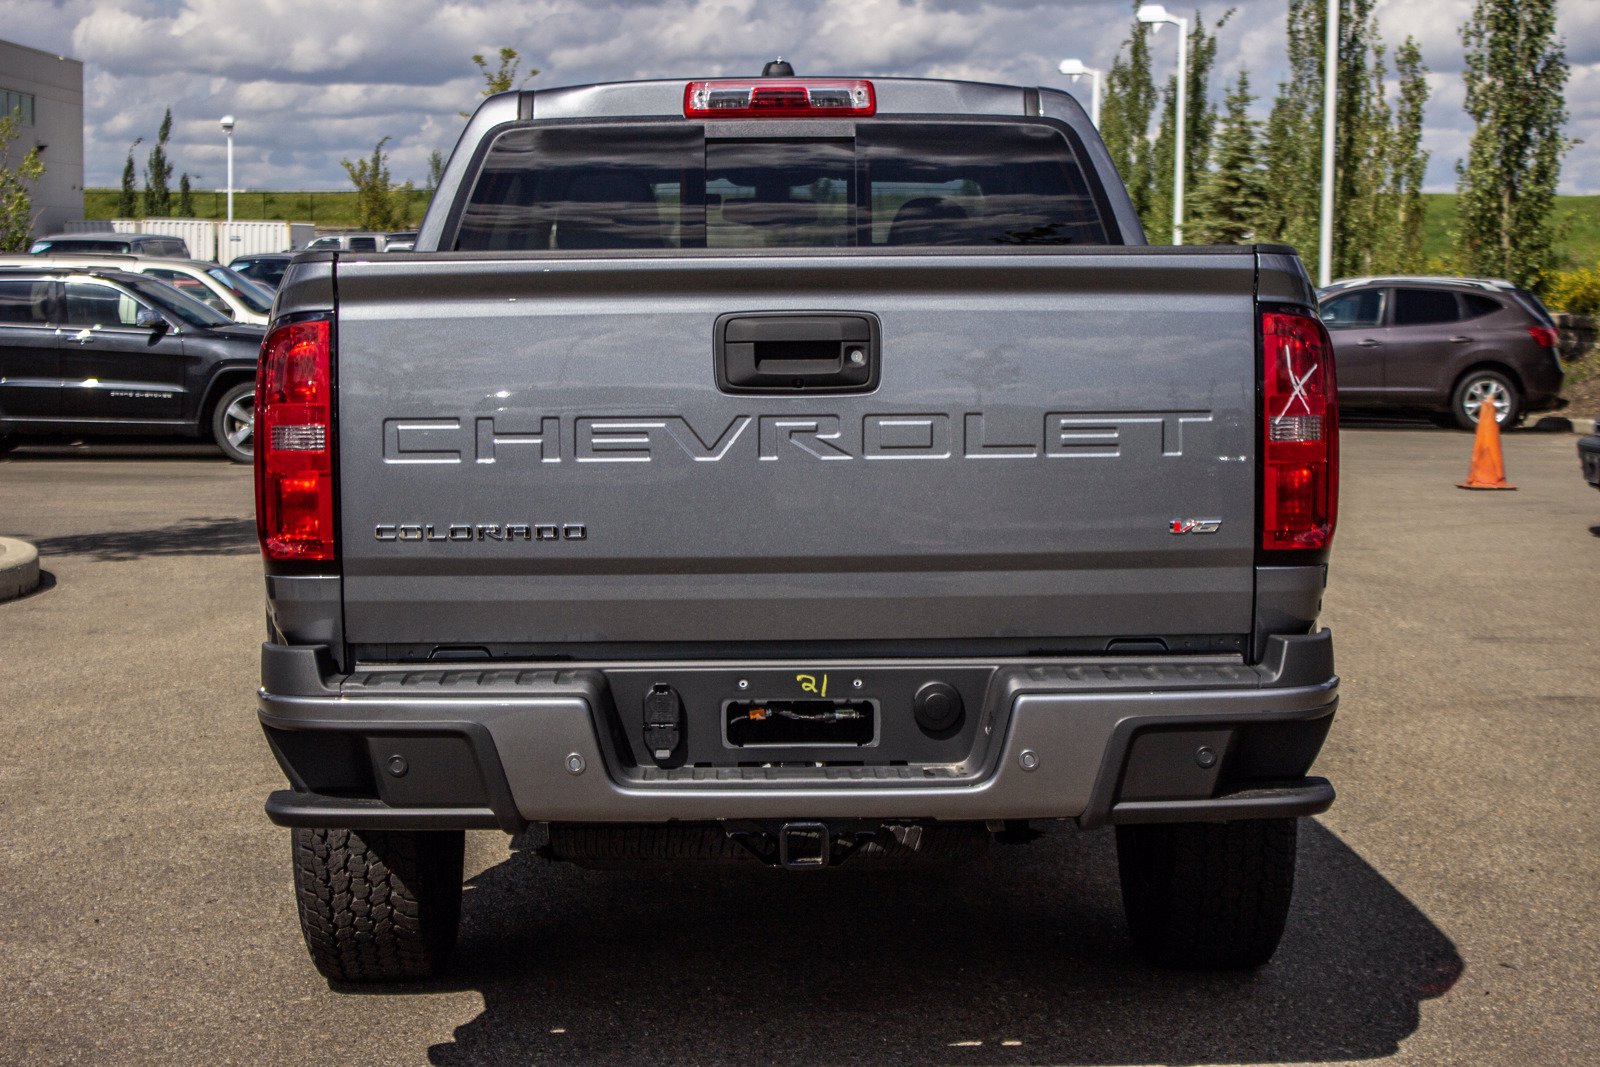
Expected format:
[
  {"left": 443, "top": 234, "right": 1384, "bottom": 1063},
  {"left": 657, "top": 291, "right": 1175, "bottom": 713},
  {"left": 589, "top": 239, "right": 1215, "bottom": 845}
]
[
  {"left": 0, "top": 266, "right": 263, "bottom": 462},
  {"left": 1318, "top": 276, "right": 1565, "bottom": 428}
]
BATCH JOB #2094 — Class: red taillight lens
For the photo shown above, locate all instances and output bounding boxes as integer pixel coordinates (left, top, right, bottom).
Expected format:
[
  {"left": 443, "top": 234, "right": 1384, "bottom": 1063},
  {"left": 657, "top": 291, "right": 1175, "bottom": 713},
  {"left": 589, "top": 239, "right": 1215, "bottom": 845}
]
[
  {"left": 684, "top": 79, "right": 876, "bottom": 118},
  {"left": 1262, "top": 307, "right": 1338, "bottom": 552},
  {"left": 255, "top": 318, "right": 335, "bottom": 562},
  {"left": 1528, "top": 325, "right": 1558, "bottom": 348}
]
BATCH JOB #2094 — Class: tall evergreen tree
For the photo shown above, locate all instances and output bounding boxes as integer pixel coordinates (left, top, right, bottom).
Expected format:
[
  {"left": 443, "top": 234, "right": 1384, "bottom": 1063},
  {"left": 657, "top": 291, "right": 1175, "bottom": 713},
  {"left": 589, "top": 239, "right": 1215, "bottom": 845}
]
[
  {"left": 1148, "top": 10, "right": 1231, "bottom": 243},
  {"left": 1375, "top": 39, "right": 1430, "bottom": 273},
  {"left": 1454, "top": 0, "right": 1569, "bottom": 287},
  {"left": 143, "top": 109, "right": 174, "bottom": 218},
  {"left": 178, "top": 172, "right": 195, "bottom": 217},
  {"left": 1260, "top": 0, "right": 1422, "bottom": 276},
  {"left": 1098, "top": 15, "right": 1159, "bottom": 233},
  {"left": 1189, "top": 71, "right": 1268, "bottom": 243},
  {"left": 117, "top": 141, "right": 140, "bottom": 217},
  {"left": 1260, "top": 0, "right": 1322, "bottom": 257}
]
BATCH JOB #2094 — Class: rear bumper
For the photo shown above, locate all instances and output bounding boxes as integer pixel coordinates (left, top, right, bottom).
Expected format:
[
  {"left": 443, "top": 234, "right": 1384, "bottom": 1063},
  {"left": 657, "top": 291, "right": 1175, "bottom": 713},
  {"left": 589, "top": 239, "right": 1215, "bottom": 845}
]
[{"left": 259, "top": 632, "right": 1338, "bottom": 832}]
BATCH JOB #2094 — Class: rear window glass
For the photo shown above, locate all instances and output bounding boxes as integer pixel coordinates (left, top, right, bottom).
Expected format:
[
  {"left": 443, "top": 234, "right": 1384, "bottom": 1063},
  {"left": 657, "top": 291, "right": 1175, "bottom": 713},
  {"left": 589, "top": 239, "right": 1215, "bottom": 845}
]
[
  {"left": 36, "top": 238, "right": 130, "bottom": 254},
  {"left": 1320, "top": 289, "right": 1382, "bottom": 329},
  {"left": 454, "top": 120, "right": 1109, "bottom": 251},
  {"left": 0, "top": 278, "right": 53, "bottom": 323},
  {"left": 1393, "top": 288, "right": 1461, "bottom": 326},
  {"left": 1462, "top": 294, "right": 1502, "bottom": 318}
]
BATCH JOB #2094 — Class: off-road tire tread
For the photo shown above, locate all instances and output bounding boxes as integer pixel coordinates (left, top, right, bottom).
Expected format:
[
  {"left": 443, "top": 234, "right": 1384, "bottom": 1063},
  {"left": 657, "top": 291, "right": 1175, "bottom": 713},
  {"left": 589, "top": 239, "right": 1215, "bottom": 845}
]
[
  {"left": 1116, "top": 818, "right": 1297, "bottom": 970},
  {"left": 292, "top": 827, "right": 463, "bottom": 982}
]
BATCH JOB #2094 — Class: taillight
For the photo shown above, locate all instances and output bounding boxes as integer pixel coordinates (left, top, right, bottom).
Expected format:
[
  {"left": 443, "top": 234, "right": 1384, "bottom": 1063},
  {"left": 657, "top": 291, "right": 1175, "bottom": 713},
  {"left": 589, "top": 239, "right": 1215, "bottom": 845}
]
[
  {"left": 1528, "top": 325, "right": 1558, "bottom": 348},
  {"left": 1261, "top": 307, "right": 1338, "bottom": 552},
  {"left": 684, "top": 79, "right": 876, "bottom": 118},
  {"left": 255, "top": 317, "right": 335, "bottom": 562}
]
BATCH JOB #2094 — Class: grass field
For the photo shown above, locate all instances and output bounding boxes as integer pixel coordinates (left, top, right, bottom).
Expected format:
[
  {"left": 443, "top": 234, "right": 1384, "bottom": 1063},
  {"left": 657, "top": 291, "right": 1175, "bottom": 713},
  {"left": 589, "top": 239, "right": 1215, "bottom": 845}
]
[
  {"left": 1421, "top": 193, "right": 1600, "bottom": 270},
  {"left": 81, "top": 188, "right": 1600, "bottom": 267},
  {"left": 82, "top": 187, "right": 433, "bottom": 229}
]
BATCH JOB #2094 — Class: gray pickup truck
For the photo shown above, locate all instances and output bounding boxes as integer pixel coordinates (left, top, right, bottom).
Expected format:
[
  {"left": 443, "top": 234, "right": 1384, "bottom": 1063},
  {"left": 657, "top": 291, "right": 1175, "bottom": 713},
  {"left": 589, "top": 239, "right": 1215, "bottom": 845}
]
[{"left": 255, "top": 75, "right": 1341, "bottom": 981}]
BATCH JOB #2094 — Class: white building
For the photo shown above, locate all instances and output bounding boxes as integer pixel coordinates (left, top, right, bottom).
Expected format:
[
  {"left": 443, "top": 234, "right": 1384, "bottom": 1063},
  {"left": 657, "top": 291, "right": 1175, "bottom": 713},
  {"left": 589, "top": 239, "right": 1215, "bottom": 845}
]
[{"left": 1, "top": 38, "right": 85, "bottom": 240}]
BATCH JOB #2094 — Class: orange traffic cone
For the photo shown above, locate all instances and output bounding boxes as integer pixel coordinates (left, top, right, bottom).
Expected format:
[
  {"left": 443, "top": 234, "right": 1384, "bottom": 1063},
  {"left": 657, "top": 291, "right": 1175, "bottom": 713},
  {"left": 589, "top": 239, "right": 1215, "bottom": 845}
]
[{"left": 1457, "top": 395, "right": 1516, "bottom": 490}]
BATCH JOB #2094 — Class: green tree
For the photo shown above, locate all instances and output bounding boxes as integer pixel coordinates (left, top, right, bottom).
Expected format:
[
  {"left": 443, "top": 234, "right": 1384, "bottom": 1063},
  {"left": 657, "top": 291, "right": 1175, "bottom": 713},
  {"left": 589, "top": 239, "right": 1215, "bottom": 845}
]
[
  {"left": 1372, "top": 39, "right": 1430, "bottom": 273},
  {"left": 341, "top": 136, "right": 415, "bottom": 230},
  {"left": 461, "top": 48, "right": 539, "bottom": 117},
  {"left": 117, "top": 140, "right": 140, "bottom": 217},
  {"left": 474, "top": 46, "right": 536, "bottom": 94},
  {"left": 178, "top": 172, "right": 195, "bottom": 217},
  {"left": 1260, "top": 0, "right": 1425, "bottom": 276},
  {"left": 425, "top": 148, "right": 446, "bottom": 196},
  {"left": 1454, "top": 0, "right": 1570, "bottom": 288},
  {"left": 0, "top": 113, "right": 46, "bottom": 252},
  {"left": 143, "top": 109, "right": 174, "bottom": 217},
  {"left": 1148, "top": 10, "right": 1232, "bottom": 243},
  {"left": 1099, "top": 15, "right": 1159, "bottom": 231},
  {"left": 1189, "top": 71, "right": 1268, "bottom": 243}
]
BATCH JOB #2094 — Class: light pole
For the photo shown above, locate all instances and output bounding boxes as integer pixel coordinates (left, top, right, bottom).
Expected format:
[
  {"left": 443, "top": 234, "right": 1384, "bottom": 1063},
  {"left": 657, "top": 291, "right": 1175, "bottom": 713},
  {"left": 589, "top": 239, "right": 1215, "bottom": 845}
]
[
  {"left": 1318, "top": 4, "right": 1338, "bottom": 287},
  {"left": 220, "top": 115, "right": 235, "bottom": 225},
  {"left": 1057, "top": 58, "right": 1103, "bottom": 127},
  {"left": 1137, "top": 4, "right": 1188, "bottom": 245}
]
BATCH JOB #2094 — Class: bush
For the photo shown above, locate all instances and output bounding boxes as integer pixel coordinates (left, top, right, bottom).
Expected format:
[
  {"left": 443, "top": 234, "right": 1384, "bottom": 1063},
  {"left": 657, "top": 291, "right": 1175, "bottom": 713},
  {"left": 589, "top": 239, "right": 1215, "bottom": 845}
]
[{"left": 1547, "top": 267, "right": 1600, "bottom": 315}]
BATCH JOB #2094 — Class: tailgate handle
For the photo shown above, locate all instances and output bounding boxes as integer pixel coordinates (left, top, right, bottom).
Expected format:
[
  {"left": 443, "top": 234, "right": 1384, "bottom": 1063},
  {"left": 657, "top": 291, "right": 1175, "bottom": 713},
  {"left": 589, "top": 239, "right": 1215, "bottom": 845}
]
[{"left": 716, "top": 312, "right": 880, "bottom": 394}]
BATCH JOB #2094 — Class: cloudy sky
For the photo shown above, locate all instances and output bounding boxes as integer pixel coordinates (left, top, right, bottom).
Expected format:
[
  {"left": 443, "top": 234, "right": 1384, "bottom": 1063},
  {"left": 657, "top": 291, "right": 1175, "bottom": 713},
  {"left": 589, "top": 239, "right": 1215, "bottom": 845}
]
[{"left": 8, "top": 0, "right": 1599, "bottom": 195}]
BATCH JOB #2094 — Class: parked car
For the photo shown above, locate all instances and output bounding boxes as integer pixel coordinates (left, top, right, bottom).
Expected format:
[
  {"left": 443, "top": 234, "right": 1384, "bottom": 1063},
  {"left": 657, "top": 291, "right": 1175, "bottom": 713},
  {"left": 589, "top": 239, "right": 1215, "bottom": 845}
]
[
  {"left": 6, "top": 254, "right": 275, "bottom": 326},
  {"left": 383, "top": 231, "right": 418, "bottom": 252},
  {"left": 303, "top": 232, "right": 385, "bottom": 252},
  {"left": 227, "top": 252, "right": 296, "bottom": 291},
  {"left": 29, "top": 232, "right": 191, "bottom": 257},
  {"left": 1318, "top": 276, "right": 1565, "bottom": 429},
  {"left": 1580, "top": 418, "right": 1600, "bottom": 491},
  {"left": 0, "top": 265, "right": 264, "bottom": 461}
]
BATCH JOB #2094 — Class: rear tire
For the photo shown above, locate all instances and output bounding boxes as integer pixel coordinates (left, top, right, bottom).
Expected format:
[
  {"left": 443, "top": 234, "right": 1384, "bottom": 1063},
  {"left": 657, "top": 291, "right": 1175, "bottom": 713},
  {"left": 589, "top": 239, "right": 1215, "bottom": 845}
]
[
  {"left": 291, "top": 827, "right": 464, "bottom": 982},
  {"left": 1451, "top": 370, "right": 1519, "bottom": 431},
  {"left": 210, "top": 381, "right": 255, "bottom": 463},
  {"left": 1116, "top": 818, "right": 1297, "bottom": 969}
]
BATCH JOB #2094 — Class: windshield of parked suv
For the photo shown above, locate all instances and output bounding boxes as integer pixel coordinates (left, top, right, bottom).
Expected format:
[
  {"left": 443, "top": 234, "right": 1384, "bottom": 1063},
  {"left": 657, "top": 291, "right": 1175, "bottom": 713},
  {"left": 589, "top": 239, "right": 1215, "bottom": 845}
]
[
  {"left": 454, "top": 120, "right": 1110, "bottom": 250},
  {"left": 121, "top": 274, "right": 237, "bottom": 328},
  {"left": 205, "top": 266, "right": 275, "bottom": 313}
]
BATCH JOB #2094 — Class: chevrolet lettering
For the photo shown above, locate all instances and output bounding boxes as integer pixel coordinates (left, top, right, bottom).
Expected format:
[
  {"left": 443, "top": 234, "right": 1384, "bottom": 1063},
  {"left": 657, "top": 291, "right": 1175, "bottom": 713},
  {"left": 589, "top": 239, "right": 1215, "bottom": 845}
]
[
  {"left": 382, "top": 411, "right": 1217, "bottom": 465},
  {"left": 255, "top": 72, "right": 1341, "bottom": 983}
]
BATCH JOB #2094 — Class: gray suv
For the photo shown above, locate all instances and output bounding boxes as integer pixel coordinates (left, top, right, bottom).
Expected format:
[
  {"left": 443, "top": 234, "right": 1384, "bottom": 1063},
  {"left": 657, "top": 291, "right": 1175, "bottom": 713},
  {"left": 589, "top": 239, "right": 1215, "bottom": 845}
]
[{"left": 1318, "top": 276, "right": 1565, "bottom": 428}]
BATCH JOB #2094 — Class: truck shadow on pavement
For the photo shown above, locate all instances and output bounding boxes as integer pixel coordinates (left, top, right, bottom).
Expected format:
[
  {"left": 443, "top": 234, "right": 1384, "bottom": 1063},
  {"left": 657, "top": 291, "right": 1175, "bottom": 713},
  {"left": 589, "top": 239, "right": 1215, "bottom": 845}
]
[
  {"left": 416, "top": 820, "right": 1461, "bottom": 1065},
  {"left": 27, "top": 517, "right": 257, "bottom": 561}
]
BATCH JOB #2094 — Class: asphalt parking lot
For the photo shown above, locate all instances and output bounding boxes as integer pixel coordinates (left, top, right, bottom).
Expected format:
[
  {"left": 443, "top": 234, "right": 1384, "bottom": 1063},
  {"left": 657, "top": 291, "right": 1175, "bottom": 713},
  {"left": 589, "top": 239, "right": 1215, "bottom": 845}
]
[{"left": 1, "top": 426, "right": 1596, "bottom": 1066}]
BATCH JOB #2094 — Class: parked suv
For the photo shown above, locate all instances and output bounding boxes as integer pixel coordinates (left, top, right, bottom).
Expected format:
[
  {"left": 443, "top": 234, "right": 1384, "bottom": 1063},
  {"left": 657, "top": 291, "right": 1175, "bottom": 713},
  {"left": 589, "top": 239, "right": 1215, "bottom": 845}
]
[
  {"left": 0, "top": 266, "right": 263, "bottom": 461},
  {"left": 29, "top": 232, "right": 191, "bottom": 257},
  {"left": 7, "top": 254, "right": 275, "bottom": 326},
  {"left": 1318, "top": 276, "right": 1565, "bottom": 428}
]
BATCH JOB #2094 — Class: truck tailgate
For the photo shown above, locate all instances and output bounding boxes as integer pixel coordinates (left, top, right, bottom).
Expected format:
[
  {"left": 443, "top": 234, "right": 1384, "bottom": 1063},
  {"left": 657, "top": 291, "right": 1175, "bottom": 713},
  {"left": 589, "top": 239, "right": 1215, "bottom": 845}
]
[{"left": 334, "top": 250, "right": 1259, "bottom": 651}]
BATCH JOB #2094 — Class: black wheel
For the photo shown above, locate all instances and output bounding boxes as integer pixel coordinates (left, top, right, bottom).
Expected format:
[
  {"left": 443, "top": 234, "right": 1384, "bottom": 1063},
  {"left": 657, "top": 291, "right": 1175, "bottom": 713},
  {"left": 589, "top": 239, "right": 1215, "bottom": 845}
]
[
  {"left": 1116, "top": 818, "right": 1297, "bottom": 969},
  {"left": 0, "top": 434, "right": 17, "bottom": 455},
  {"left": 210, "top": 381, "right": 255, "bottom": 463},
  {"left": 1451, "top": 370, "right": 1519, "bottom": 431},
  {"left": 291, "top": 827, "right": 464, "bottom": 982}
]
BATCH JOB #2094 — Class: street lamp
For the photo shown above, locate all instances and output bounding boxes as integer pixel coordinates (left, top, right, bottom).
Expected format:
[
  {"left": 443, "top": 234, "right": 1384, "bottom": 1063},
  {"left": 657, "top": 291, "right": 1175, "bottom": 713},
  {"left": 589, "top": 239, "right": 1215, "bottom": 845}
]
[
  {"left": 1057, "top": 58, "right": 1103, "bottom": 127},
  {"left": 1137, "top": 3, "right": 1188, "bottom": 245},
  {"left": 1318, "top": 5, "right": 1338, "bottom": 287},
  {"left": 220, "top": 115, "right": 235, "bottom": 225}
]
